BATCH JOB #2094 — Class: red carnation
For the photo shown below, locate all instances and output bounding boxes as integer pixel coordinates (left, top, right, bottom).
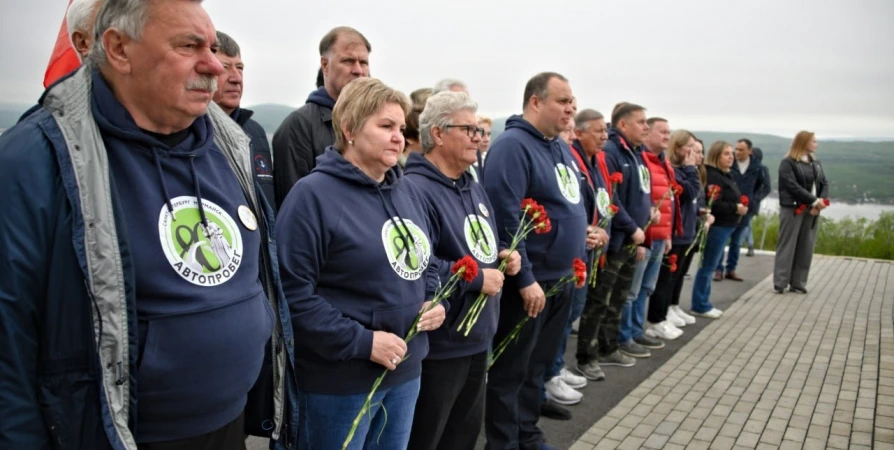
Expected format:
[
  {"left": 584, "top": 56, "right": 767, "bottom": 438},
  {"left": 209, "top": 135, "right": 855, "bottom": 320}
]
[
  {"left": 609, "top": 172, "right": 623, "bottom": 184},
  {"left": 451, "top": 256, "right": 479, "bottom": 282},
  {"left": 668, "top": 254, "right": 678, "bottom": 265},
  {"left": 740, "top": 195, "right": 749, "bottom": 207},
  {"left": 707, "top": 185, "right": 722, "bottom": 201},
  {"left": 670, "top": 263, "right": 678, "bottom": 273},
  {"left": 572, "top": 258, "right": 587, "bottom": 288},
  {"left": 672, "top": 182, "right": 683, "bottom": 196},
  {"left": 521, "top": 198, "right": 538, "bottom": 213},
  {"left": 795, "top": 204, "right": 808, "bottom": 215},
  {"left": 535, "top": 217, "right": 552, "bottom": 234},
  {"left": 823, "top": 198, "right": 831, "bottom": 207},
  {"left": 609, "top": 204, "right": 619, "bottom": 216}
]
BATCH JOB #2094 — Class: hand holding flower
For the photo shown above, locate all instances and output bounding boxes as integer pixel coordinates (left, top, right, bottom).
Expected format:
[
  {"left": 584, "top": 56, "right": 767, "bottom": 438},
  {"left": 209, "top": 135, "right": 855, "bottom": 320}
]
[
  {"left": 499, "top": 249, "right": 521, "bottom": 276},
  {"left": 416, "top": 301, "right": 446, "bottom": 332}
]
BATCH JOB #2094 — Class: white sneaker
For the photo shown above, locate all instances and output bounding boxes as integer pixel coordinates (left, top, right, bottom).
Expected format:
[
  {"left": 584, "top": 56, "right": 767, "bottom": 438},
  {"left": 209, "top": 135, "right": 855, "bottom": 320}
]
[
  {"left": 558, "top": 367, "right": 587, "bottom": 389},
  {"left": 691, "top": 308, "right": 723, "bottom": 319},
  {"left": 665, "top": 320, "right": 684, "bottom": 337},
  {"left": 545, "top": 377, "right": 583, "bottom": 405},
  {"left": 666, "top": 308, "right": 687, "bottom": 328},
  {"left": 672, "top": 305, "right": 696, "bottom": 324},
  {"left": 646, "top": 321, "right": 681, "bottom": 340}
]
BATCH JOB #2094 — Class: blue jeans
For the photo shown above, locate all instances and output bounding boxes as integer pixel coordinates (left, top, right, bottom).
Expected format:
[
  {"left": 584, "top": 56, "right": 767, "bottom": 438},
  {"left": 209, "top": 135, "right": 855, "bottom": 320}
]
[
  {"left": 619, "top": 239, "right": 665, "bottom": 343},
  {"left": 694, "top": 226, "right": 736, "bottom": 313},
  {"left": 718, "top": 214, "right": 753, "bottom": 273},
  {"left": 298, "top": 377, "right": 421, "bottom": 450},
  {"left": 545, "top": 286, "right": 588, "bottom": 382}
]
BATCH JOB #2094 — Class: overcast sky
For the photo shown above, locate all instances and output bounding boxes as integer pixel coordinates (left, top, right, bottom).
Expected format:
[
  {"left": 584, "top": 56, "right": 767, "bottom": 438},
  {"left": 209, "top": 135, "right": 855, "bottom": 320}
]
[{"left": 2, "top": 0, "right": 893, "bottom": 138}]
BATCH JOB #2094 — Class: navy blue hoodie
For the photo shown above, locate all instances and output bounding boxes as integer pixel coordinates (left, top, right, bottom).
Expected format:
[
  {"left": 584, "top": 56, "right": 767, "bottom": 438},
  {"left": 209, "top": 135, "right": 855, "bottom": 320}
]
[
  {"left": 277, "top": 148, "right": 439, "bottom": 394},
  {"left": 307, "top": 86, "right": 336, "bottom": 109},
  {"left": 482, "top": 116, "right": 588, "bottom": 287},
  {"left": 92, "top": 73, "right": 273, "bottom": 443},
  {"left": 404, "top": 153, "right": 501, "bottom": 360},
  {"left": 603, "top": 127, "right": 652, "bottom": 251},
  {"left": 672, "top": 165, "right": 703, "bottom": 246}
]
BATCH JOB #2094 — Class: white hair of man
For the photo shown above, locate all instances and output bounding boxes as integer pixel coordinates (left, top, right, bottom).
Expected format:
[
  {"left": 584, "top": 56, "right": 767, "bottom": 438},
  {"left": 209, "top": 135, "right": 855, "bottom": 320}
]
[
  {"left": 66, "top": 0, "right": 102, "bottom": 61},
  {"left": 419, "top": 91, "right": 478, "bottom": 154},
  {"left": 88, "top": 0, "right": 202, "bottom": 66},
  {"left": 432, "top": 78, "right": 468, "bottom": 95}
]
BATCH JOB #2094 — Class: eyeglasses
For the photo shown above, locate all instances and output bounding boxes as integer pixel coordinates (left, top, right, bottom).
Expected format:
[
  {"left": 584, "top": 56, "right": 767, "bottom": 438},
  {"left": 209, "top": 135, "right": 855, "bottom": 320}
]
[{"left": 445, "top": 124, "right": 486, "bottom": 139}]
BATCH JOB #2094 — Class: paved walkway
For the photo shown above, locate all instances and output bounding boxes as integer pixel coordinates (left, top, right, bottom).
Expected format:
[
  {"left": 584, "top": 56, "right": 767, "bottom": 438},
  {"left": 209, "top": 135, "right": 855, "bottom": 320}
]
[{"left": 569, "top": 255, "right": 894, "bottom": 450}]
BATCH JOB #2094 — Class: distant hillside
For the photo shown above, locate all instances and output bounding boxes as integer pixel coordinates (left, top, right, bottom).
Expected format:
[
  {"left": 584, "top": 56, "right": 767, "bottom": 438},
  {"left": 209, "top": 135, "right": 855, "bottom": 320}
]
[
  {"left": 488, "top": 119, "right": 894, "bottom": 205},
  {"left": 246, "top": 103, "right": 297, "bottom": 136}
]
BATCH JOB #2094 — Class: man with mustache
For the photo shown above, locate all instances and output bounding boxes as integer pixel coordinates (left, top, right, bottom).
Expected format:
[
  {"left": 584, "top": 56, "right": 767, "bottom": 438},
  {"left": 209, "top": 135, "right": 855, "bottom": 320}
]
[
  {"left": 0, "top": 1, "right": 297, "bottom": 449},
  {"left": 212, "top": 31, "right": 276, "bottom": 213},
  {"left": 272, "top": 26, "right": 371, "bottom": 208}
]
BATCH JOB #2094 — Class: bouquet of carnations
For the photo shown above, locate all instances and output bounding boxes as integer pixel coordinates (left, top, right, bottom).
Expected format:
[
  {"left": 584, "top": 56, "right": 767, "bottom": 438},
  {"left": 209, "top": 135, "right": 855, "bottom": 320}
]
[
  {"left": 488, "top": 258, "right": 586, "bottom": 370},
  {"left": 456, "top": 198, "right": 551, "bottom": 337},
  {"left": 627, "top": 181, "right": 683, "bottom": 253},
  {"left": 342, "top": 256, "right": 479, "bottom": 450},
  {"left": 687, "top": 184, "right": 721, "bottom": 260}
]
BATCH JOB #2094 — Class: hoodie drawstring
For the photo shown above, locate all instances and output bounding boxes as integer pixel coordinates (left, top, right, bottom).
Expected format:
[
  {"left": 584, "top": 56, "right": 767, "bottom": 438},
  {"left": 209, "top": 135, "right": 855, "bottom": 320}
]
[
  {"left": 151, "top": 148, "right": 210, "bottom": 233},
  {"left": 376, "top": 186, "right": 415, "bottom": 257}
]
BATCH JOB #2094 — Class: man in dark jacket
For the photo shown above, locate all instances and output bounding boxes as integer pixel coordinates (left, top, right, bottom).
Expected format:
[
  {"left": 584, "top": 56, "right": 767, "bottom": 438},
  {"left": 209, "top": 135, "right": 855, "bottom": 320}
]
[
  {"left": 0, "top": 1, "right": 298, "bottom": 448},
  {"left": 716, "top": 139, "right": 771, "bottom": 280},
  {"left": 742, "top": 147, "right": 772, "bottom": 256},
  {"left": 272, "top": 26, "right": 371, "bottom": 207},
  {"left": 213, "top": 31, "right": 276, "bottom": 214}
]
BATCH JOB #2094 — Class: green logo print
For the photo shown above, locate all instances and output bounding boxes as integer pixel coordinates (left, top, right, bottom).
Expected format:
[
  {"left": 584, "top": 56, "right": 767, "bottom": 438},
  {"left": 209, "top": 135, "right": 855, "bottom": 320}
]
[
  {"left": 555, "top": 163, "right": 581, "bottom": 204},
  {"left": 639, "top": 165, "right": 652, "bottom": 194},
  {"left": 464, "top": 215, "right": 497, "bottom": 264},
  {"left": 159, "top": 196, "right": 243, "bottom": 286},
  {"left": 381, "top": 218, "right": 431, "bottom": 280}
]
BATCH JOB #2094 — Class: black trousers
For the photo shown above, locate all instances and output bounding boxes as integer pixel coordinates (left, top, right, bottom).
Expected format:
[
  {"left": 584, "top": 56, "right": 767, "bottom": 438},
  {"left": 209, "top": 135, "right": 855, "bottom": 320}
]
[
  {"left": 137, "top": 413, "right": 246, "bottom": 450},
  {"left": 576, "top": 250, "right": 637, "bottom": 364},
  {"left": 485, "top": 278, "right": 574, "bottom": 450},
  {"left": 408, "top": 351, "right": 488, "bottom": 450},
  {"left": 669, "top": 246, "right": 697, "bottom": 307},
  {"left": 648, "top": 244, "right": 690, "bottom": 323}
]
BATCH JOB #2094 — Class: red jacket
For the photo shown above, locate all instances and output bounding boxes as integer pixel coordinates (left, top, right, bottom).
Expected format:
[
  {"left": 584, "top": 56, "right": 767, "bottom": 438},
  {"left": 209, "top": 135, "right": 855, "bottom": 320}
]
[{"left": 642, "top": 151, "right": 683, "bottom": 242}]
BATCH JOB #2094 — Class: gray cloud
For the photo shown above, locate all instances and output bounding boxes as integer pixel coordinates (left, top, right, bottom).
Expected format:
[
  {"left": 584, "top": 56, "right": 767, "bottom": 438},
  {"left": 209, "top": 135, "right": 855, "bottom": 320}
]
[{"left": 2, "top": 0, "right": 892, "bottom": 137}]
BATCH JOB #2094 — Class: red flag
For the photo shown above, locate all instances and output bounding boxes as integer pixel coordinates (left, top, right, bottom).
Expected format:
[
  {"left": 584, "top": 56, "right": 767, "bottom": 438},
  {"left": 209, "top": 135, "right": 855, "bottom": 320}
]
[{"left": 43, "top": 0, "right": 81, "bottom": 88}]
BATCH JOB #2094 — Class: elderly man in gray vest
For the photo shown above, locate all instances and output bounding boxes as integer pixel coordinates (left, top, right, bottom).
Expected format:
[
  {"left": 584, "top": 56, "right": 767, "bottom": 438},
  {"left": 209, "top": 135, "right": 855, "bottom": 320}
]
[{"left": 0, "top": 1, "right": 297, "bottom": 449}]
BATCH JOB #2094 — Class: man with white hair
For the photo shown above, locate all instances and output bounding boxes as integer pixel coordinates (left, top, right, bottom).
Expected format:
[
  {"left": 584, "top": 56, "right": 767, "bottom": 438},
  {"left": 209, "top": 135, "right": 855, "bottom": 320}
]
[
  {"left": 0, "top": 1, "right": 297, "bottom": 449},
  {"left": 66, "top": 0, "right": 103, "bottom": 60},
  {"left": 432, "top": 78, "right": 469, "bottom": 94}
]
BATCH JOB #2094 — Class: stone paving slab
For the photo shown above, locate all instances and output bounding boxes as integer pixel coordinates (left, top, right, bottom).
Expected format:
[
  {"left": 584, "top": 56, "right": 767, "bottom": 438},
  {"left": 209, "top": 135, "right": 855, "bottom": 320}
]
[{"left": 569, "top": 256, "right": 894, "bottom": 450}]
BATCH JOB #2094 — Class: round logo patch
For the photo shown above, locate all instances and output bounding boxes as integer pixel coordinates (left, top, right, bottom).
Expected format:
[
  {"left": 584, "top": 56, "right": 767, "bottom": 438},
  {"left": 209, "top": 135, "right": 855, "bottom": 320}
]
[
  {"left": 158, "top": 196, "right": 244, "bottom": 286},
  {"left": 555, "top": 163, "right": 581, "bottom": 204},
  {"left": 596, "top": 187, "right": 611, "bottom": 218},
  {"left": 463, "top": 214, "right": 497, "bottom": 264},
  {"left": 238, "top": 205, "right": 258, "bottom": 231},
  {"left": 478, "top": 202, "right": 490, "bottom": 218},
  {"left": 638, "top": 165, "right": 652, "bottom": 194},
  {"left": 381, "top": 218, "right": 431, "bottom": 280}
]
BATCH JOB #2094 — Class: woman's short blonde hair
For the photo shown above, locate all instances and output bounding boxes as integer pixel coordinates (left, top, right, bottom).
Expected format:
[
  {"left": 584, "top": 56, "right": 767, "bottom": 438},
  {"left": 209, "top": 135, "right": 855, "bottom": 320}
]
[
  {"left": 705, "top": 141, "right": 732, "bottom": 171},
  {"left": 668, "top": 129, "right": 694, "bottom": 167},
  {"left": 477, "top": 115, "right": 493, "bottom": 126},
  {"left": 786, "top": 130, "right": 815, "bottom": 161},
  {"left": 332, "top": 78, "right": 411, "bottom": 151}
]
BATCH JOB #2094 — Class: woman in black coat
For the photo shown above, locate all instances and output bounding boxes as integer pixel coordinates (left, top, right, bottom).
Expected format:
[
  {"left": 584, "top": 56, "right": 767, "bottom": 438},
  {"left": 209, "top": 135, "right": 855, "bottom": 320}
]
[
  {"left": 773, "top": 131, "right": 829, "bottom": 294},
  {"left": 690, "top": 141, "right": 747, "bottom": 318}
]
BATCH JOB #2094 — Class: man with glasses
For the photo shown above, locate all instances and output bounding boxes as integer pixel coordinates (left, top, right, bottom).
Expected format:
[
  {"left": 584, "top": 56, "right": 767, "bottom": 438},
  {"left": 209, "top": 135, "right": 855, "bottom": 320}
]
[{"left": 482, "top": 72, "right": 588, "bottom": 450}]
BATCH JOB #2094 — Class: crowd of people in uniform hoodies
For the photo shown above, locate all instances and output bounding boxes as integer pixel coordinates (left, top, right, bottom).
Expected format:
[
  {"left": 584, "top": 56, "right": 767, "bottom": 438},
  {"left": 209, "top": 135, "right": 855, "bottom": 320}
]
[{"left": 0, "top": 4, "right": 832, "bottom": 449}]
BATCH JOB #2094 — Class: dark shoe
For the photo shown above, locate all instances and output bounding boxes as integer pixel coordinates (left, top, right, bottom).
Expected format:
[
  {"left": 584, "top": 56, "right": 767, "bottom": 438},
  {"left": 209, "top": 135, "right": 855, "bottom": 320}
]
[
  {"left": 619, "top": 341, "right": 651, "bottom": 358},
  {"left": 790, "top": 287, "right": 808, "bottom": 294},
  {"left": 635, "top": 334, "right": 665, "bottom": 349},
  {"left": 746, "top": 247, "right": 755, "bottom": 257},
  {"left": 597, "top": 350, "right": 636, "bottom": 367},
  {"left": 540, "top": 399, "right": 571, "bottom": 421},
  {"left": 713, "top": 270, "right": 724, "bottom": 281},
  {"left": 576, "top": 361, "right": 606, "bottom": 381},
  {"left": 725, "top": 271, "right": 744, "bottom": 282},
  {"left": 774, "top": 287, "right": 785, "bottom": 294}
]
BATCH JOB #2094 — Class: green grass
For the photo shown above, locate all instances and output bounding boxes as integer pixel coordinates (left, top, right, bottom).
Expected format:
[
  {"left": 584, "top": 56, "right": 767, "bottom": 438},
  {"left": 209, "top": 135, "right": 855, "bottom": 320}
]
[{"left": 751, "top": 211, "right": 894, "bottom": 260}]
